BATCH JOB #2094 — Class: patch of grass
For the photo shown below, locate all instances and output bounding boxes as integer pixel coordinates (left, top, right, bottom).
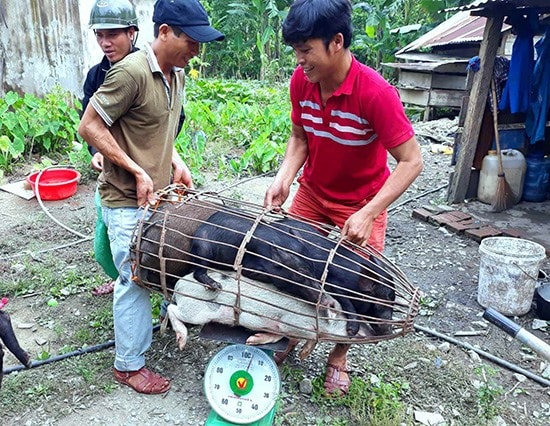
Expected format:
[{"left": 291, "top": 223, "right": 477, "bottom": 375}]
[
  {"left": 280, "top": 364, "right": 305, "bottom": 384},
  {"left": 309, "top": 372, "right": 407, "bottom": 426},
  {"left": 418, "top": 295, "right": 440, "bottom": 316},
  {"left": 72, "top": 303, "right": 113, "bottom": 346},
  {"left": 4, "top": 253, "right": 103, "bottom": 298},
  {"left": 1, "top": 352, "right": 114, "bottom": 419}
]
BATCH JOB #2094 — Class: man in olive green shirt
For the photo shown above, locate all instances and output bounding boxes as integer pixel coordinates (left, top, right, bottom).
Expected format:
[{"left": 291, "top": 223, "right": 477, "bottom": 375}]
[{"left": 78, "top": 0, "right": 224, "bottom": 394}]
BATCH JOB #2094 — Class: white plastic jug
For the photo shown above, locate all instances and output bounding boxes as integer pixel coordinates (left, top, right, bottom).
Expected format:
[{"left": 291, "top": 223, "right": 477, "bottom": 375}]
[{"left": 477, "top": 149, "right": 526, "bottom": 205}]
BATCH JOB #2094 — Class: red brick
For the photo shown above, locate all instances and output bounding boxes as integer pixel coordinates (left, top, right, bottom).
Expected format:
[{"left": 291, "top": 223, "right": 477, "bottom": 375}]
[
  {"left": 500, "top": 228, "right": 523, "bottom": 238},
  {"left": 431, "top": 212, "right": 463, "bottom": 226},
  {"left": 465, "top": 226, "right": 503, "bottom": 242},
  {"left": 411, "top": 208, "right": 436, "bottom": 222},
  {"left": 446, "top": 218, "right": 483, "bottom": 234},
  {"left": 448, "top": 211, "right": 472, "bottom": 221}
]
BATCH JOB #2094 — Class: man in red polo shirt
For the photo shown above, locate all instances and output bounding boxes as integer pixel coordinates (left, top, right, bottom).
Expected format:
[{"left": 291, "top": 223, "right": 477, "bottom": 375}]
[{"left": 264, "top": 0, "right": 423, "bottom": 396}]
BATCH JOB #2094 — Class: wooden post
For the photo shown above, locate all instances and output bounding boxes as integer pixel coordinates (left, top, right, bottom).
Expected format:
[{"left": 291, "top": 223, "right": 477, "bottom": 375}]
[{"left": 447, "top": 14, "right": 504, "bottom": 204}]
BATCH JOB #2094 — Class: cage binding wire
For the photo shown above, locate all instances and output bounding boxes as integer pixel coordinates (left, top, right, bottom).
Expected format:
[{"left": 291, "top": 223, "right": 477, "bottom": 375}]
[{"left": 130, "top": 184, "right": 420, "bottom": 345}]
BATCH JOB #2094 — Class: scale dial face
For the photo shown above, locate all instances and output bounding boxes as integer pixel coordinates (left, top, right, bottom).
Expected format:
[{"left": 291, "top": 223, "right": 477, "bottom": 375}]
[{"left": 204, "top": 344, "right": 280, "bottom": 424}]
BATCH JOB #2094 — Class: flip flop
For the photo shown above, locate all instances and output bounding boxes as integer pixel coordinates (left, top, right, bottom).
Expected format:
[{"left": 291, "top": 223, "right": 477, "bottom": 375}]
[
  {"left": 324, "top": 362, "right": 350, "bottom": 396},
  {"left": 113, "top": 367, "right": 171, "bottom": 394},
  {"left": 92, "top": 280, "right": 115, "bottom": 296}
]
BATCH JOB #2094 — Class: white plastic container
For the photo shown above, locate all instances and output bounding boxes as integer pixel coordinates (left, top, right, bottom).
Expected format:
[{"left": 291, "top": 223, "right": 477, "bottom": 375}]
[
  {"left": 478, "top": 237, "right": 546, "bottom": 316},
  {"left": 477, "top": 149, "right": 526, "bottom": 205}
]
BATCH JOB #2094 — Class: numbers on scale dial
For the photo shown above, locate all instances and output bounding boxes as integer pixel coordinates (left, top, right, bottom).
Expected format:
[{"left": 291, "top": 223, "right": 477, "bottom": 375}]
[{"left": 204, "top": 344, "right": 280, "bottom": 424}]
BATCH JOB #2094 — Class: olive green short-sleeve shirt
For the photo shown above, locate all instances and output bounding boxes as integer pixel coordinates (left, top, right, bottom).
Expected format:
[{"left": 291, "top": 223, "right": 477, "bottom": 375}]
[{"left": 90, "top": 44, "right": 184, "bottom": 208}]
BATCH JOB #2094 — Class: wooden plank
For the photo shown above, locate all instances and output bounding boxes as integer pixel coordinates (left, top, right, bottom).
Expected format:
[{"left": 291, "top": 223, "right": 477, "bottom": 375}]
[
  {"left": 399, "top": 70, "right": 432, "bottom": 89},
  {"left": 398, "top": 88, "right": 465, "bottom": 108},
  {"left": 427, "top": 89, "right": 465, "bottom": 107},
  {"left": 447, "top": 15, "right": 504, "bottom": 204},
  {"left": 398, "top": 88, "right": 430, "bottom": 106},
  {"left": 432, "top": 73, "right": 467, "bottom": 90}
]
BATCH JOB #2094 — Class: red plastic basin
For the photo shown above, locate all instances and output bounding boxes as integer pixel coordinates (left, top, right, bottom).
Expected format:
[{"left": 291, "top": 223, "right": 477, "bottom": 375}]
[{"left": 26, "top": 168, "right": 81, "bottom": 201}]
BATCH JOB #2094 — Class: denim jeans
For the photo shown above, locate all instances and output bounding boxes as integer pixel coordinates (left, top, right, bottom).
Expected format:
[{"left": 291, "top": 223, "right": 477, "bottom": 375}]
[{"left": 102, "top": 206, "right": 152, "bottom": 372}]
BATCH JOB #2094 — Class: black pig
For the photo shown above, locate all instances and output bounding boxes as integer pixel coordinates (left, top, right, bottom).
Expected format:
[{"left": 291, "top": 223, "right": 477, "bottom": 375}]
[
  {"left": 190, "top": 212, "right": 394, "bottom": 336},
  {"left": 278, "top": 219, "right": 395, "bottom": 336},
  {"left": 190, "top": 211, "right": 339, "bottom": 313},
  {"left": 134, "top": 199, "right": 220, "bottom": 291}
]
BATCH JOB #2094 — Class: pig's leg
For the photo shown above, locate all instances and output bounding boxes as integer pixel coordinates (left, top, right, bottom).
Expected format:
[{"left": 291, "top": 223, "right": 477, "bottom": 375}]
[
  {"left": 297, "top": 340, "right": 317, "bottom": 360},
  {"left": 0, "top": 311, "right": 31, "bottom": 367},
  {"left": 167, "top": 304, "right": 189, "bottom": 350},
  {"left": 193, "top": 268, "right": 222, "bottom": 291}
]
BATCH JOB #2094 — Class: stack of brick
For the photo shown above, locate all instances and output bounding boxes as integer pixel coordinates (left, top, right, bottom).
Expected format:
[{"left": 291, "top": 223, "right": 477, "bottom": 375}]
[{"left": 411, "top": 207, "right": 524, "bottom": 243}]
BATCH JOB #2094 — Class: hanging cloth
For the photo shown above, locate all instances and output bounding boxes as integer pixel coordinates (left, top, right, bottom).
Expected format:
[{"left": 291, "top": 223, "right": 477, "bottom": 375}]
[
  {"left": 498, "top": 12, "right": 539, "bottom": 113},
  {"left": 525, "top": 26, "right": 550, "bottom": 145}
]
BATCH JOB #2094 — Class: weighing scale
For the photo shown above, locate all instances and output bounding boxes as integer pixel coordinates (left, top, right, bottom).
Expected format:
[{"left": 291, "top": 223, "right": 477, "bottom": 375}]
[{"left": 201, "top": 324, "right": 287, "bottom": 425}]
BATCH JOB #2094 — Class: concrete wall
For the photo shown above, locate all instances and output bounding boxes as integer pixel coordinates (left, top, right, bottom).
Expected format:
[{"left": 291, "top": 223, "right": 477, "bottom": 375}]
[{"left": 0, "top": 0, "right": 156, "bottom": 99}]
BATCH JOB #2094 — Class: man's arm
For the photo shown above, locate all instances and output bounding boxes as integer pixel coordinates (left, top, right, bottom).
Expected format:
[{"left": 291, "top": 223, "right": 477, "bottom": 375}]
[
  {"left": 78, "top": 104, "right": 155, "bottom": 206},
  {"left": 264, "top": 123, "right": 309, "bottom": 209},
  {"left": 342, "top": 136, "right": 423, "bottom": 245}
]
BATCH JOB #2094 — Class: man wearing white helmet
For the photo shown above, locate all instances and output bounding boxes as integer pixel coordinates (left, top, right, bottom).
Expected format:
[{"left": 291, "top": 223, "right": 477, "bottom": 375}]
[
  {"left": 84, "top": 0, "right": 140, "bottom": 295},
  {"left": 84, "top": 0, "right": 140, "bottom": 173}
]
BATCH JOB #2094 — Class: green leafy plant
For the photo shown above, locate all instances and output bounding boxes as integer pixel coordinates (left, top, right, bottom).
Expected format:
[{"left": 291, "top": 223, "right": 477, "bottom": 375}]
[
  {"left": 0, "top": 87, "right": 81, "bottom": 173},
  {"left": 475, "top": 365, "right": 503, "bottom": 420},
  {"left": 177, "top": 78, "right": 290, "bottom": 179}
]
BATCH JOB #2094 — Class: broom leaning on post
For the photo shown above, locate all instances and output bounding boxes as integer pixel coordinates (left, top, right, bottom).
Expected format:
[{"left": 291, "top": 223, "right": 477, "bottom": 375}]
[{"left": 490, "top": 79, "right": 516, "bottom": 212}]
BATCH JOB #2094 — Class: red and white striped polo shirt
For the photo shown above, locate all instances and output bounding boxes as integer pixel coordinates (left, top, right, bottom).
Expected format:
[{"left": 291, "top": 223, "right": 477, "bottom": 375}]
[{"left": 290, "top": 56, "right": 414, "bottom": 204}]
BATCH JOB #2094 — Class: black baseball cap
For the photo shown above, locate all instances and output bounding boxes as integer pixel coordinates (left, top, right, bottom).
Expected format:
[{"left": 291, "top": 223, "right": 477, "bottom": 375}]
[{"left": 153, "top": 0, "right": 225, "bottom": 43}]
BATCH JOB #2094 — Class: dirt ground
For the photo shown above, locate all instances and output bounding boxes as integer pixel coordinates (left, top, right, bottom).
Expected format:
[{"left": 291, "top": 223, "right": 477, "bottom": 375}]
[{"left": 1, "top": 120, "right": 550, "bottom": 425}]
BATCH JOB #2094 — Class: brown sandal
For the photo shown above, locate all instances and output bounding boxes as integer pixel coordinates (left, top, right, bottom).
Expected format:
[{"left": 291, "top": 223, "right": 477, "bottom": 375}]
[
  {"left": 113, "top": 367, "right": 171, "bottom": 394},
  {"left": 324, "top": 363, "right": 350, "bottom": 396},
  {"left": 92, "top": 280, "right": 115, "bottom": 296}
]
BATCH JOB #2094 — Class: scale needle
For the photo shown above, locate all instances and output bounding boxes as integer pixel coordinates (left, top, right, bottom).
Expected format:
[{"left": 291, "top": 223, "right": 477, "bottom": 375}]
[{"left": 246, "top": 353, "right": 254, "bottom": 371}]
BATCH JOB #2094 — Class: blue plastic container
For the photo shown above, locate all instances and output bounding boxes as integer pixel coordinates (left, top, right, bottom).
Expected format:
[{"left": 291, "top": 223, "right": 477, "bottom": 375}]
[{"left": 522, "top": 154, "right": 550, "bottom": 202}]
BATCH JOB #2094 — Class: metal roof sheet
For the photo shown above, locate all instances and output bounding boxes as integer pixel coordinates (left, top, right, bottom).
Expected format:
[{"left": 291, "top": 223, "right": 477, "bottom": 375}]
[
  {"left": 396, "top": 11, "right": 510, "bottom": 55},
  {"left": 447, "top": 0, "right": 550, "bottom": 13}
]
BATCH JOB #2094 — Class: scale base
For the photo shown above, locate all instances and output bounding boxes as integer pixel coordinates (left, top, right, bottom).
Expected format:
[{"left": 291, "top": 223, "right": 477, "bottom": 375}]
[{"left": 205, "top": 405, "right": 276, "bottom": 426}]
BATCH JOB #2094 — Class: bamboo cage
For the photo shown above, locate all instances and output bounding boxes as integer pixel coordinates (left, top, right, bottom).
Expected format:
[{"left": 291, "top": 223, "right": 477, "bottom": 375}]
[{"left": 130, "top": 185, "right": 420, "bottom": 344}]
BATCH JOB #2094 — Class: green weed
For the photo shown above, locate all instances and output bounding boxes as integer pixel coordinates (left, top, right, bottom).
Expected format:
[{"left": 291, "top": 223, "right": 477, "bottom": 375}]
[
  {"left": 475, "top": 365, "right": 503, "bottom": 420},
  {"left": 24, "top": 383, "right": 50, "bottom": 398},
  {"left": 418, "top": 295, "right": 439, "bottom": 316}
]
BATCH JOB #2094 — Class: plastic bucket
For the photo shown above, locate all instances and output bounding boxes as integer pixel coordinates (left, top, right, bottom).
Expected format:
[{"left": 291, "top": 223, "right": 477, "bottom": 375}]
[
  {"left": 522, "top": 154, "right": 550, "bottom": 202},
  {"left": 478, "top": 237, "right": 546, "bottom": 316}
]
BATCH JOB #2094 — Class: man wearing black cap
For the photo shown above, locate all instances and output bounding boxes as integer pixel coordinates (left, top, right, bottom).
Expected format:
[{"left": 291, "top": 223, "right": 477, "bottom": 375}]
[{"left": 78, "top": 0, "right": 224, "bottom": 394}]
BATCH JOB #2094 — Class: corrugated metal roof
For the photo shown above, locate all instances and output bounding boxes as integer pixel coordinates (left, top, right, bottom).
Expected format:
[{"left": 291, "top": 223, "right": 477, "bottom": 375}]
[
  {"left": 447, "top": 0, "right": 550, "bottom": 13},
  {"left": 396, "top": 11, "right": 510, "bottom": 55}
]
